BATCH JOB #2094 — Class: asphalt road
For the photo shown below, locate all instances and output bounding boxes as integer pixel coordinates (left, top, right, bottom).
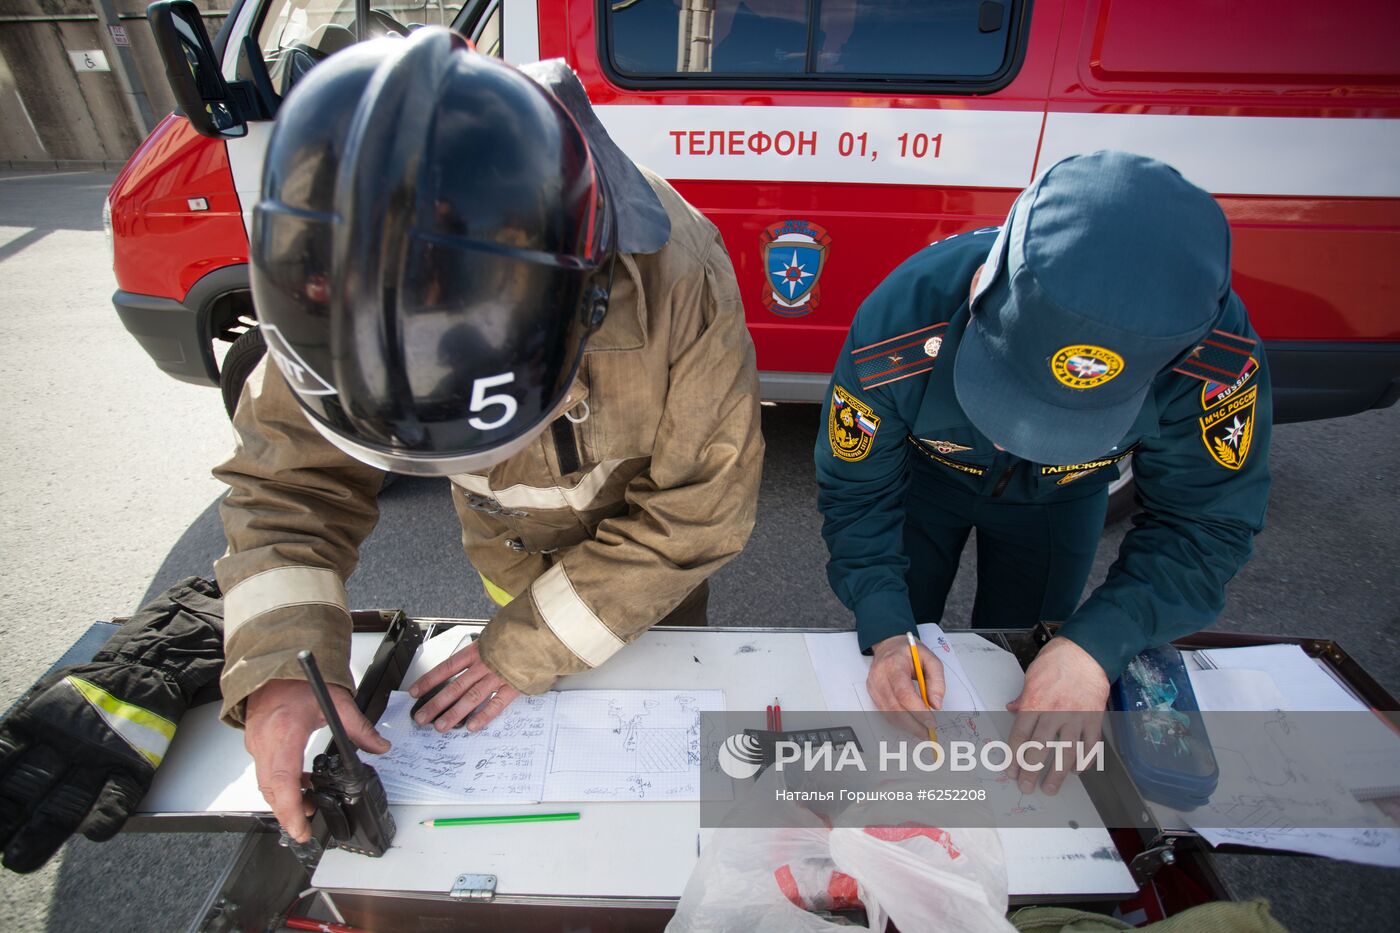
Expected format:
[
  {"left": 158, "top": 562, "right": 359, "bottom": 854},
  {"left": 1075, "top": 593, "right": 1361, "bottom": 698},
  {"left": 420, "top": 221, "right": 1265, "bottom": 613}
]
[{"left": 0, "top": 170, "right": 1396, "bottom": 931}]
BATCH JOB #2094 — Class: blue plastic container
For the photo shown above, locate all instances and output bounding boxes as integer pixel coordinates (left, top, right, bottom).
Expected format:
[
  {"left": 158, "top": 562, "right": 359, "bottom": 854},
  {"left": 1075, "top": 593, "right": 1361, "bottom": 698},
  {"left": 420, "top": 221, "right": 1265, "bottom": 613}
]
[{"left": 1109, "top": 644, "right": 1219, "bottom": 811}]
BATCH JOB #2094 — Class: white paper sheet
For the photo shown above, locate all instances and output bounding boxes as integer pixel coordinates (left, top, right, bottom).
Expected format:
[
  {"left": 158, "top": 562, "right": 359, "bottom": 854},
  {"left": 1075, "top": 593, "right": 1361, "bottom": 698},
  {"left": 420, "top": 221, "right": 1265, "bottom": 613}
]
[
  {"left": 1179, "top": 706, "right": 1400, "bottom": 867},
  {"left": 1193, "top": 824, "right": 1400, "bottom": 868},
  {"left": 543, "top": 690, "right": 725, "bottom": 802},
  {"left": 1191, "top": 648, "right": 1400, "bottom": 799},
  {"left": 1196, "top": 645, "right": 1367, "bottom": 711},
  {"left": 801, "top": 628, "right": 1134, "bottom": 895},
  {"left": 372, "top": 691, "right": 555, "bottom": 804},
  {"left": 1188, "top": 667, "right": 1288, "bottom": 713},
  {"left": 368, "top": 688, "right": 725, "bottom": 804},
  {"left": 402, "top": 626, "right": 478, "bottom": 685},
  {"left": 802, "top": 623, "right": 984, "bottom": 714}
]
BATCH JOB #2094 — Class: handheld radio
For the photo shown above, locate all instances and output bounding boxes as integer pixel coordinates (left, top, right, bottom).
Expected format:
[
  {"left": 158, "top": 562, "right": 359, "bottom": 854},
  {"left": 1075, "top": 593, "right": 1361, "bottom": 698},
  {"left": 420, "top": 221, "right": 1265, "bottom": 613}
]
[{"left": 296, "top": 650, "right": 396, "bottom": 857}]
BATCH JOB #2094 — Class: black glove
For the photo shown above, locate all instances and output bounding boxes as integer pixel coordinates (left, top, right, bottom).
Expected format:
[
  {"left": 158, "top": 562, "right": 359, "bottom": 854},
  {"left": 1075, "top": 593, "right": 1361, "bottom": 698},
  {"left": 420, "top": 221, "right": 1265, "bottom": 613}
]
[{"left": 0, "top": 577, "right": 223, "bottom": 872}]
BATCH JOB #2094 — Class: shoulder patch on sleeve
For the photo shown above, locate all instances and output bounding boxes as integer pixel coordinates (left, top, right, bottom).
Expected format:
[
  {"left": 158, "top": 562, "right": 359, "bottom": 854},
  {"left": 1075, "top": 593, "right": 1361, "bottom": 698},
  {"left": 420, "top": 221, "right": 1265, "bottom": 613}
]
[
  {"left": 829, "top": 385, "right": 881, "bottom": 461},
  {"left": 1173, "top": 329, "right": 1257, "bottom": 385},
  {"left": 1199, "top": 384, "right": 1259, "bottom": 470},
  {"left": 852, "top": 322, "right": 948, "bottom": 390},
  {"left": 1201, "top": 355, "right": 1259, "bottom": 409}
]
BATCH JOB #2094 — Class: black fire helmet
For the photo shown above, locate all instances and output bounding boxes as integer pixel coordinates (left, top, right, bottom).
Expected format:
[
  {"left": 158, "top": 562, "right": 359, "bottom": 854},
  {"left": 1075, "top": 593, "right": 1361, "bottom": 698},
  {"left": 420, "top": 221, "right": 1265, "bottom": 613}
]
[{"left": 249, "top": 28, "right": 616, "bottom": 475}]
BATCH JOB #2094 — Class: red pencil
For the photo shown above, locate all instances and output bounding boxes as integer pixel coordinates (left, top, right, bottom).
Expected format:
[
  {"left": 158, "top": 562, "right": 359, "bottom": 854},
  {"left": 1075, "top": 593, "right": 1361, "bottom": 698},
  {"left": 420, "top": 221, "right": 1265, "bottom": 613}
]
[
  {"left": 766, "top": 704, "right": 774, "bottom": 731},
  {"left": 773, "top": 697, "right": 782, "bottom": 732}
]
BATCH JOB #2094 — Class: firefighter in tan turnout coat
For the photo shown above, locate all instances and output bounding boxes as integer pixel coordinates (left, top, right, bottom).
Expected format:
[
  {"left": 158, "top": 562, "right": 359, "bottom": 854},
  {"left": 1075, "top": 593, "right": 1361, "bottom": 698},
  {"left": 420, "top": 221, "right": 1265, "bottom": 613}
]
[{"left": 215, "top": 33, "right": 762, "bottom": 842}]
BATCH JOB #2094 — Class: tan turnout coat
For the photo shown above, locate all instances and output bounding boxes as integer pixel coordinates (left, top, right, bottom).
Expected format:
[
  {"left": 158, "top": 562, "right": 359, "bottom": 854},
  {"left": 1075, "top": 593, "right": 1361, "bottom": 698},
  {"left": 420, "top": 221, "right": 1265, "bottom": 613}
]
[{"left": 213, "top": 174, "right": 763, "bottom": 725}]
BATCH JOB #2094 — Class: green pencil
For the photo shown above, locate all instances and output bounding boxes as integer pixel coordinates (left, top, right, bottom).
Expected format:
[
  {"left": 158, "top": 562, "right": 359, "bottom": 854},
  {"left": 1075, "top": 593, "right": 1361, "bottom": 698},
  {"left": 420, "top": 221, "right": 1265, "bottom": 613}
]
[{"left": 419, "top": 812, "right": 581, "bottom": 828}]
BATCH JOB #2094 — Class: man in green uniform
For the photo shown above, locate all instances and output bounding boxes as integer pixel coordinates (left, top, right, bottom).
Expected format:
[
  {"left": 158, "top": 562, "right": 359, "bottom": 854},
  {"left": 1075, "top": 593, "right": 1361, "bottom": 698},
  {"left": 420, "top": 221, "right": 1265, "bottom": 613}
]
[{"left": 816, "top": 151, "right": 1271, "bottom": 794}]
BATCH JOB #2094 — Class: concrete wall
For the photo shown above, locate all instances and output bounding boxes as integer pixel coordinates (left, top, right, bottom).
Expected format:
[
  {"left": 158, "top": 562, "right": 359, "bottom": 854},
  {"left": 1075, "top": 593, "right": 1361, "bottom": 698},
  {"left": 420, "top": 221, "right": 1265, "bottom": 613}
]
[{"left": 0, "top": 0, "right": 232, "bottom": 168}]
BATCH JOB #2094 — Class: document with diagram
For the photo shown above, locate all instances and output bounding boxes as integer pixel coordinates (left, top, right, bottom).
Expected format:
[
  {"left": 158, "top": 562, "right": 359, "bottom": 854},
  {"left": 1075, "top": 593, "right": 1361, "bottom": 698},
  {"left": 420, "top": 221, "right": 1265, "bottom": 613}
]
[{"left": 368, "top": 688, "right": 725, "bottom": 805}]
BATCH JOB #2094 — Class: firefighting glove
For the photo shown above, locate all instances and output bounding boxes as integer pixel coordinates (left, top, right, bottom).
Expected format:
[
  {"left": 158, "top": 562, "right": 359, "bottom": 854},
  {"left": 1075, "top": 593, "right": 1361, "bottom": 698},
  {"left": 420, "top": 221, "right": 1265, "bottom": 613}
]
[{"left": 0, "top": 577, "right": 223, "bottom": 873}]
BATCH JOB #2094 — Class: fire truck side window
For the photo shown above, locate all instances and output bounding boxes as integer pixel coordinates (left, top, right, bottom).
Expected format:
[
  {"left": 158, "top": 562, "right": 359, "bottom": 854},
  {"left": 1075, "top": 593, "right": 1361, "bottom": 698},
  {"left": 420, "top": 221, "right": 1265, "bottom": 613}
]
[
  {"left": 608, "top": 0, "right": 1023, "bottom": 83},
  {"left": 242, "top": 0, "right": 469, "bottom": 92},
  {"left": 472, "top": 0, "right": 502, "bottom": 58}
]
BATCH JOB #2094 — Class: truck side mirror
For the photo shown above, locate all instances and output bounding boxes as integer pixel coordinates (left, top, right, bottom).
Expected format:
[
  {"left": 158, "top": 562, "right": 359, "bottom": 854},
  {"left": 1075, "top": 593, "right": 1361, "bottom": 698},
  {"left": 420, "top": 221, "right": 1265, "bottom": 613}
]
[{"left": 148, "top": 0, "right": 278, "bottom": 138}]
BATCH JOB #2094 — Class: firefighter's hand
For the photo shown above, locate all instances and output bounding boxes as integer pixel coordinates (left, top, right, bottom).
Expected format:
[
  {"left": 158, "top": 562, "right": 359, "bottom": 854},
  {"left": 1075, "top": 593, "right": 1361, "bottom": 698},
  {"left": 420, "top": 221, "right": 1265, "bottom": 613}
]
[
  {"left": 409, "top": 641, "right": 522, "bottom": 733},
  {"left": 1005, "top": 637, "right": 1108, "bottom": 796},
  {"left": 244, "top": 679, "right": 389, "bottom": 844},
  {"left": 866, "top": 634, "right": 944, "bottom": 738}
]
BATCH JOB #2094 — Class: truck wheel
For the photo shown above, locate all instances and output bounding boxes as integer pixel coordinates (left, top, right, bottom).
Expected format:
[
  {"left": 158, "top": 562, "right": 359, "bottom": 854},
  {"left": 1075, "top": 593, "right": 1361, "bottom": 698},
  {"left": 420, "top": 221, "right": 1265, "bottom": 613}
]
[
  {"left": 220, "top": 327, "right": 266, "bottom": 420},
  {"left": 1105, "top": 464, "right": 1138, "bottom": 525}
]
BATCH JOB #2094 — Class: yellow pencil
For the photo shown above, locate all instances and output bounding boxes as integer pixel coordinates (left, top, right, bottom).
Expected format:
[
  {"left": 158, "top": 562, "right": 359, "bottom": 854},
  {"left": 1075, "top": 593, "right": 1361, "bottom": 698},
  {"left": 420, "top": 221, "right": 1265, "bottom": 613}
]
[{"left": 907, "top": 632, "right": 939, "bottom": 745}]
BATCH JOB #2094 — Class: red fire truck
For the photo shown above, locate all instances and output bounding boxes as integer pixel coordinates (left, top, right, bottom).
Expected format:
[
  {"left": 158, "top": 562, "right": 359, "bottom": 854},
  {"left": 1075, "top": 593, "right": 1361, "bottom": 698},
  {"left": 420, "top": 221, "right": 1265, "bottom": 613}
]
[{"left": 110, "top": 0, "right": 1400, "bottom": 432}]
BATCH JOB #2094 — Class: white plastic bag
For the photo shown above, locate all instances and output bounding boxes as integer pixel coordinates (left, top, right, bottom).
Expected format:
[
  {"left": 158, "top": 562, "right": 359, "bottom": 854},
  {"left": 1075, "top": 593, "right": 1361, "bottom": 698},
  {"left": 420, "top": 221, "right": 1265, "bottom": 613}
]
[
  {"left": 831, "top": 825, "right": 1015, "bottom": 933},
  {"left": 668, "top": 823, "right": 888, "bottom": 933},
  {"left": 668, "top": 814, "right": 1015, "bottom": 933}
]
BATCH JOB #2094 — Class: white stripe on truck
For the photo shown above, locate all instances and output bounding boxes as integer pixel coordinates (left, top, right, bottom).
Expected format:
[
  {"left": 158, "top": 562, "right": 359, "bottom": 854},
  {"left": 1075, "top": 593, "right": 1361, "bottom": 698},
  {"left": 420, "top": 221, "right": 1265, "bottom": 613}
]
[
  {"left": 597, "top": 105, "right": 1400, "bottom": 197},
  {"left": 595, "top": 105, "right": 1044, "bottom": 189},
  {"left": 1036, "top": 111, "right": 1400, "bottom": 198}
]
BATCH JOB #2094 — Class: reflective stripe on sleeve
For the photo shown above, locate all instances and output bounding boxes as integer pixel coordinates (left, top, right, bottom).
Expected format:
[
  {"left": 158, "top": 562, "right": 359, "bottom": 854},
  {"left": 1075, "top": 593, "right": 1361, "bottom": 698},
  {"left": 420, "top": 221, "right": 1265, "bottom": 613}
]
[
  {"left": 479, "top": 573, "right": 514, "bottom": 607},
  {"left": 530, "top": 564, "right": 625, "bottom": 668},
  {"left": 223, "top": 566, "right": 348, "bottom": 637},
  {"left": 449, "top": 459, "right": 625, "bottom": 511},
  {"left": 67, "top": 676, "right": 175, "bottom": 768}
]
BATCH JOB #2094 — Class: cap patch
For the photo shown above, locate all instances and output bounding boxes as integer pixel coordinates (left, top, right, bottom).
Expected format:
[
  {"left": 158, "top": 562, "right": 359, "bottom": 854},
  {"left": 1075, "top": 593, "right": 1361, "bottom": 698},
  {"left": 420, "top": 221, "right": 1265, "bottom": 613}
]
[
  {"left": 853, "top": 323, "right": 947, "bottom": 390},
  {"left": 1050, "top": 345, "right": 1125, "bottom": 390},
  {"left": 829, "top": 385, "right": 881, "bottom": 462},
  {"left": 1200, "top": 384, "right": 1258, "bottom": 470}
]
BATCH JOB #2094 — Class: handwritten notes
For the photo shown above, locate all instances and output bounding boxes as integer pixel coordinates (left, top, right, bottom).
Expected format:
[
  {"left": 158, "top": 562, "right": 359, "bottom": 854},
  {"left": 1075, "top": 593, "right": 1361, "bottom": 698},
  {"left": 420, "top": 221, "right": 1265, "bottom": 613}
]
[
  {"left": 372, "top": 692, "right": 552, "bottom": 804},
  {"left": 368, "top": 689, "right": 724, "bottom": 804}
]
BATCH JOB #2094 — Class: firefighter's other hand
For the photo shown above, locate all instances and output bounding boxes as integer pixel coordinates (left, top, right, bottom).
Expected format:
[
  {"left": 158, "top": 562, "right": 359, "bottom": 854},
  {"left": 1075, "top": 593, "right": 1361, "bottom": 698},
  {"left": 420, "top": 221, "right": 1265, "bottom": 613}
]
[
  {"left": 866, "top": 633, "right": 944, "bottom": 738},
  {"left": 244, "top": 679, "right": 389, "bottom": 844},
  {"left": 1005, "top": 637, "right": 1108, "bottom": 796},
  {"left": 409, "top": 641, "right": 522, "bottom": 733}
]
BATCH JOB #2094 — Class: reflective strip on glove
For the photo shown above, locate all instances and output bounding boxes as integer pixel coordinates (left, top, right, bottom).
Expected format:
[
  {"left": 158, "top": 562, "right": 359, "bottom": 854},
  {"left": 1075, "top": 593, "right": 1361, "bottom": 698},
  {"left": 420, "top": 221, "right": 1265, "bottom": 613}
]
[{"left": 66, "top": 677, "right": 175, "bottom": 767}]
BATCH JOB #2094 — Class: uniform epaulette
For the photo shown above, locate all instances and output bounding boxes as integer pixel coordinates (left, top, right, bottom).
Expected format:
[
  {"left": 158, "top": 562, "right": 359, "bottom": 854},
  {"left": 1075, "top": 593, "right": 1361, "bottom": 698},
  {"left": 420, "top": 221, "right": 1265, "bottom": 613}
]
[
  {"left": 852, "top": 322, "right": 948, "bottom": 390},
  {"left": 1172, "top": 329, "right": 1257, "bottom": 384}
]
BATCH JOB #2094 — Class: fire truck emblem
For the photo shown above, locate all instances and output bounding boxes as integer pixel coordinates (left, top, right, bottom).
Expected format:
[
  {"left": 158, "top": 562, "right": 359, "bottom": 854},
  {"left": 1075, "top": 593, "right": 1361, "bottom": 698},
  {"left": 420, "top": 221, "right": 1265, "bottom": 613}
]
[{"left": 761, "top": 219, "right": 831, "bottom": 318}]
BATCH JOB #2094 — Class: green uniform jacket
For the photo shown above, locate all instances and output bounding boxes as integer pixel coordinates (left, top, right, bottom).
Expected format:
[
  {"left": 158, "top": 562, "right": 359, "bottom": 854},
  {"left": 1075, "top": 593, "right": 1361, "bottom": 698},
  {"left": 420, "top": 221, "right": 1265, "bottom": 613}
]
[{"left": 815, "top": 231, "right": 1272, "bottom": 680}]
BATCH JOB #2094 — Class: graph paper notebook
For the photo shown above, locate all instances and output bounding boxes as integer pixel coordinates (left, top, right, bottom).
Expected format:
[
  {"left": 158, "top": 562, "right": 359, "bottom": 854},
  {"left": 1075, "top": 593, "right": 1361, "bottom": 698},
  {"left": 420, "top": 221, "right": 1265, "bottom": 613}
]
[{"left": 369, "top": 688, "right": 726, "bottom": 805}]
